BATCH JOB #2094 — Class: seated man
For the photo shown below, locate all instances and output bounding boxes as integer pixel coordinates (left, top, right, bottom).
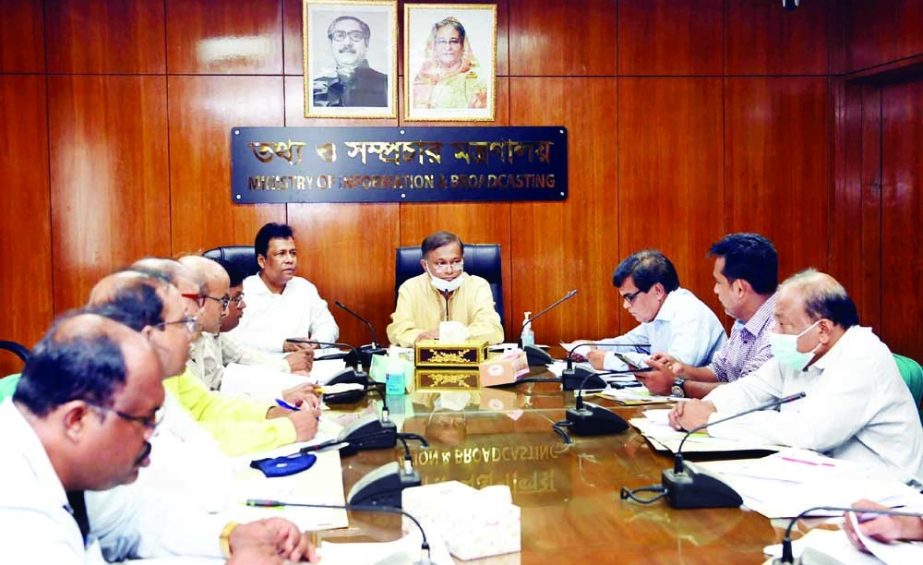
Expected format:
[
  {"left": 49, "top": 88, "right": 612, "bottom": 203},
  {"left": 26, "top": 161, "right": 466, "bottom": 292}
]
[
  {"left": 644, "top": 233, "right": 778, "bottom": 398},
  {"left": 97, "top": 261, "right": 320, "bottom": 456},
  {"left": 0, "top": 313, "right": 316, "bottom": 563},
  {"left": 584, "top": 249, "right": 726, "bottom": 375},
  {"left": 180, "top": 256, "right": 312, "bottom": 391},
  {"left": 387, "top": 231, "right": 504, "bottom": 346},
  {"left": 669, "top": 270, "right": 923, "bottom": 480},
  {"left": 228, "top": 223, "right": 339, "bottom": 354}
]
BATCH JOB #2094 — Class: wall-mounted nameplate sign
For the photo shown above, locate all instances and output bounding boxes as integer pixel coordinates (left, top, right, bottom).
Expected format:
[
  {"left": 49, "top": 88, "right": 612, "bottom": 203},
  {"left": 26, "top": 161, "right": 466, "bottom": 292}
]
[{"left": 231, "top": 126, "right": 567, "bottom": 204}]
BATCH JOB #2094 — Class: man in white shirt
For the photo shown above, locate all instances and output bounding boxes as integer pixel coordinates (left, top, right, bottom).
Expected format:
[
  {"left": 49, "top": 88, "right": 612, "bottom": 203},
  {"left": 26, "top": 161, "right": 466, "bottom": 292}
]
[
  {"left": 584, "top": 249, "right": 726, "bottom": 376},
  {"left": 669, "top": 269, "right": 923, "bottom": 480},
  {"left": 0, "top": 313, "right": 317, "bottom": 563},
  {"left": 228, "top": 222, "right": 339, "bottom": 354}
]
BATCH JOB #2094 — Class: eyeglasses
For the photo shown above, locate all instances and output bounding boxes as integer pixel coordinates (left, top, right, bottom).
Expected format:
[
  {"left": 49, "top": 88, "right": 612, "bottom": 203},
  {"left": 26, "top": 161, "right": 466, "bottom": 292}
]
[
  {"left": 435, "top": 38, "right": 462, "bottom": 47},
  {"left": 154, "top": 316, "right": 198, "bottom": 334},
  {"left": 204, "top": 295, "right": 231, "bottom": 309},
  {"left": 329, "top": 30, "right": 366, "bottom": 42},
  {"left": 230, "top": 292, "right": 245, "bottom": 306},
  {"left": 89, "top": 403, "right": 165, "bottom": 432},
  {"left": 180, "top": 293, "right": 206, "bottom": 307},
  {"left": 621, "top": 289, "right": 644, "bottom": 305},
  {"left": 430, "top": 260, "right": 464, "bottom": 273}
]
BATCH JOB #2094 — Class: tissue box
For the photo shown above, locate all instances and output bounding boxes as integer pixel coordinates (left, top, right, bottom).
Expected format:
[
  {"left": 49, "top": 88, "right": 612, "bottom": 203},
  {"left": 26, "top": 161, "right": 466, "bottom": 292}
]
[
  {"left": 402, "top": 481, "right": 521, "bottom": 561},
  {"left": 415, "top": 368, "right": 480, "bottom": 390},
  {"left": 415, "top": 339, "right": 489, "bottom": 368},
  {"left": 478, "top": 350, "right": 529, "bottom": 387}
]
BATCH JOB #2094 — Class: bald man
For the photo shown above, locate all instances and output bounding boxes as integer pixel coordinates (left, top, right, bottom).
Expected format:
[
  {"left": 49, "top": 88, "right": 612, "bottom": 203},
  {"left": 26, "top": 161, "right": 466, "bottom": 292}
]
[
  {"left": 669, "top": 269, "right": 923, "bottom": 480},
  {"left": 178, "top": 256, "right": 312, "bottom": 391}
]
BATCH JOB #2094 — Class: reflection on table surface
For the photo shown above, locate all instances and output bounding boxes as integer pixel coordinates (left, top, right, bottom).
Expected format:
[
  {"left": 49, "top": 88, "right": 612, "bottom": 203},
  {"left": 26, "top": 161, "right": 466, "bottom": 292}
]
[{"left": 325, "top": 370, "right": 781, "bottom": 564}]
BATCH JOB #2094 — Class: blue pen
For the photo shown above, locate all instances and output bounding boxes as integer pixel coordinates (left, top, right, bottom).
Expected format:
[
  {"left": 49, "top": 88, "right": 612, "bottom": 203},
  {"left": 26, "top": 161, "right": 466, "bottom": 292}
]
[{"left": 275, "top": 398, "right": 301, "bottom": 412}]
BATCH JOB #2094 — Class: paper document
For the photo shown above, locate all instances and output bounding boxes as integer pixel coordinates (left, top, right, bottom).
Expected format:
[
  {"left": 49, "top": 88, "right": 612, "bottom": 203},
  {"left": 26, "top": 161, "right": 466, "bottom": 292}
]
[
  {"left": 848, "top": 509, "right": 923, "bottom": 564},
  {"left": 762, "top": 528, "right": 882, "bottom": 564},
  {"left": 220, "top": 363, "right": 315, "bottom": 403},
  {"left": 319, "top": 527, "right": 453, "bottom": 565},
  {"left": 600, "top": 388, "right": 676, "bottom": 405},
  {"left": 629, "top": 417, "right": 781, "bottom": 453}
]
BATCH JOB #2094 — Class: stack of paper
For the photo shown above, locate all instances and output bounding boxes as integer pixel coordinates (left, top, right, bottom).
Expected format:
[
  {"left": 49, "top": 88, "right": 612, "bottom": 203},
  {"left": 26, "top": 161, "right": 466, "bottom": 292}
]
[
  {"left": 220, "top": 360, "right": 346, "bottom": 403},
  {"left": 628, "top": 409, "right": 782, "bottom": 453}
]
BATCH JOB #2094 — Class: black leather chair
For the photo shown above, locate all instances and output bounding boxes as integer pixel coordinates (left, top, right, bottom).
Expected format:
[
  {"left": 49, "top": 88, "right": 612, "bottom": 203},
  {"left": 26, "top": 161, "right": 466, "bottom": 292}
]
[
  {"left": 0, "top": 340, "right": 29, "bottom": 363},
  {"left": 395, "top": 243, "right": 504, "bottom": 327},
  {"left": 203, "top": 246, "right": 260, "bottom": 279}
]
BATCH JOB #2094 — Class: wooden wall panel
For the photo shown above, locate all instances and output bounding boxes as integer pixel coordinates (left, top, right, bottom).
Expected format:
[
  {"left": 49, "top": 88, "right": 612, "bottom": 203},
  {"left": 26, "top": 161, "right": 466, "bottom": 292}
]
[
  {"left": 166, "top": 0, "right": 283, "bottom": 74},
  {"left": 725, "top": 78, "right": 830, "bottom": 280},
  {"left": 857, "top": 85, "right": 883, "bottom": 332},
  {"left": 726, "top": 0, "right": 830, "bottom": 76},
  {"left": 880, "top": 80, "right": 923, "bottom": 359},
  {"left": 283, "top": 0, "right": 304, "bottom": 75},
  {"left": 283, "top": 75, "right": 400, "bottom": 348},
  {"left": 843, "top": 0, "right": 923, "bottom": 73},
  {"left": 168, "top": 76, "right": 286, "bottom": 255},
  {"left": 619, "top": 0, "right": 723, "bottom": 76},
  {"left": 48, "top": 76, "right": 171, "bottom": 312},
  {"left": 509, "top": 0, "right": 617, "bottom": 76},
  {"left": 509, "top": 77, "right": 618, "bottom": 344},
  {"left": 0, "top": 77, "right": 53, "bottom": 372},
  {"left": 0, "top": 0, "right": 44, "bottom": 72},
  {"left": 46, "top": 0, "right": 165, "bottom": 74},
  {"left": 618, "top": 78, "right": 724, "bottom": 331}
]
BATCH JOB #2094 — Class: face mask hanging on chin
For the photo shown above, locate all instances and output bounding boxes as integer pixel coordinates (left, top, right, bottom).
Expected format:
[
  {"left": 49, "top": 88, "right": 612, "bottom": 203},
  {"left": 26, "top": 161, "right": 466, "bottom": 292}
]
[
  {"left": 769, "top": 320, "right": 821, "bottom": 371},
  {"left": 428, "top": 271, "right": 464, "bottom": 293}
]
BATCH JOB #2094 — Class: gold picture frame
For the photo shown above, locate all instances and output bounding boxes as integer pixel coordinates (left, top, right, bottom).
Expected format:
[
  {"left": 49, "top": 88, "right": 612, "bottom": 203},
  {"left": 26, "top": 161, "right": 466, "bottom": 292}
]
[
  {"left": 403, "top": 3, "right": 497, "bottom": 122},
  {"left": 303, "top": 0, "right": 398, "bottom": 119}
]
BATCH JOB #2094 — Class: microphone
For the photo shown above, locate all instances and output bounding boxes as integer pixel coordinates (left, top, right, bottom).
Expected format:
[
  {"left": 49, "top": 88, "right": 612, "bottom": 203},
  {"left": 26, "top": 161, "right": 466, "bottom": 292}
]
[
  {"left": 561, "top": 341, "right": 651, "bottom": 391},
  {"left": 554, "top": 368, "right": 629, "bottom": 441},
  {"left": 520, "top": 289, "right": 578, "bottom": 366},
  {"left": 245, "top": 499, "right": 432, "bottom": 564},
  {"left": 775, "top": 505, "right": 923, "bottom": 564},
  {"left": 335, "top": 301, "right": 387, "bottom": 368},
  {"left": 660, "top": 392, "right": 807, "bottom": 509}
]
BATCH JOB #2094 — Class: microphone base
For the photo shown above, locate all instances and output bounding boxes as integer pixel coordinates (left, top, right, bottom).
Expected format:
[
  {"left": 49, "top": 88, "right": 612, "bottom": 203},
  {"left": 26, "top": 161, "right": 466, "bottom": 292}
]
[
  {"left": 562, "top": 367, "right": 607, "bottom": 391},
  {"left": 565, "top": 403, "right": 628, "bottom": 436},
  {"left": 347, "top": 461, "right": 422, "bottom": 508},
  {"left": 661, "top": 467, "right": 743, "bottom": 509},
  {"left": 524, "top": 344, "right": 554, "bottom": 366},
  {"left": 338, "top": 414, "right": 398, "bottom": 456},
  {"left": 358, "top": 345, "right": 387, "bottom": 369}
]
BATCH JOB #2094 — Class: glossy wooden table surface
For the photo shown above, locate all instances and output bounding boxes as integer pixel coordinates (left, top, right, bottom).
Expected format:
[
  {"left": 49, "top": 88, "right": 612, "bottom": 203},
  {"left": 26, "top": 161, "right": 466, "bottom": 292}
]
[{"left": 325, "top": 376, "right": 781, "bottom": 564}]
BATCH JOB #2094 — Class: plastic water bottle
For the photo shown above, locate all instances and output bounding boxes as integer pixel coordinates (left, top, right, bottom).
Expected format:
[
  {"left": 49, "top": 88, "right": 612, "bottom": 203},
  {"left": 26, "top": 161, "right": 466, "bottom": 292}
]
[
  {"left": 520, "top": 311, "right": 535, "bottom": 347},
  {"left": 385, "top": 346, "right": 405, "bottom": 395}
]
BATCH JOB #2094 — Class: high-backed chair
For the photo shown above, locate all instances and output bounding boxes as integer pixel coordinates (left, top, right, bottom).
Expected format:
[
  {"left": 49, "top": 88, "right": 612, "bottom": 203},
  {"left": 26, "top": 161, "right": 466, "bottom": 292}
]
[
  {"left": 395, "top": 243, "right": 504, "bottom": 327},
  {"left": 203, "top": 246, "right": 260, "bottom": 279},
  {"left": 0, "top": 340, "right": 28, "bottom": 402},
  {"left": 893, "top": 353, "right": 923, "bottom": 425}
]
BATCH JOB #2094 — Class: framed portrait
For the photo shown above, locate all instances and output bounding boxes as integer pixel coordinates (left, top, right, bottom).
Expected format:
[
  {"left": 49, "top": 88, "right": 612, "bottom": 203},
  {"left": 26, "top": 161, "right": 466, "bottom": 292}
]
[
  {"left": 404, "top": 3, "right": 497, "bottom": 122},
  {"left": 303, "top": 0, "right": 398, "bottom": 118}
]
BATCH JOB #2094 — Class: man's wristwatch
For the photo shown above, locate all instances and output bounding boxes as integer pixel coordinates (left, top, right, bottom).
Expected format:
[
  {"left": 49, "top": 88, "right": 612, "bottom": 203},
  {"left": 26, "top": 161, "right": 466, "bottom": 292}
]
[{"left": 671, "top": 378, "right": 686, "bottom": 398}]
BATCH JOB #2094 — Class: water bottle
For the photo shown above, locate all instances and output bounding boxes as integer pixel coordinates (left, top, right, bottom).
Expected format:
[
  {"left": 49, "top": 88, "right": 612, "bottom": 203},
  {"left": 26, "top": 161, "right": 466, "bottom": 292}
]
[
  {"left": 385, "top": 346, "right": 405, "bottom": 395},
  {"left": 520, "top": 311, "right": 535, "bottom": 347}
]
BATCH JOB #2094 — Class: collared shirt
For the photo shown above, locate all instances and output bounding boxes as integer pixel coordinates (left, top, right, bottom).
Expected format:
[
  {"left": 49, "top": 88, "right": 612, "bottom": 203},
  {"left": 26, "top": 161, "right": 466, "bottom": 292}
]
[
  {"left": 599, "top": 287, "right": 727, "bottom": 371},
  {"left": 708, "top": 293, "right": 777, "bottom": 382},
  {"left": 705, "top": 326, "right": 923, "bottom": 480},
  {"left": 188, "top": 332, "right": 290, "bottom": 391},
  {"left": 228, "top": 274, "right": 339, "bottom": 353},
  {"left": 386, "top": 273, "right": 504, "bottom": 347}
]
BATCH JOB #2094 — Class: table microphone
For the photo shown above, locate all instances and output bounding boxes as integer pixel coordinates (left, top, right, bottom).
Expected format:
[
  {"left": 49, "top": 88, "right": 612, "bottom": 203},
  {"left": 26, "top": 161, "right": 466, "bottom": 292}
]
[
  {"left": 561, "top": 341, "right": 651, "bottom": 391},
  {"left": 334, "top": 301, "right": 387, "bottom": 367},
  {"left": 287, "top": 340, "right": 369, "bottom": 401},
  {"left": 520, "top": 289, "right": 578, "bottom": 366},
  {"left": 554, "top": 369, "right": 629, "bottom": 441},
  {"left": 245, "top": 499, "right": 432, "bottom": 564},
  {"left": 775, "top": 505, "right": 923, "bottom": 564},
  {"left": 660, "top": 392, "right": 806, "bottom": 509}
]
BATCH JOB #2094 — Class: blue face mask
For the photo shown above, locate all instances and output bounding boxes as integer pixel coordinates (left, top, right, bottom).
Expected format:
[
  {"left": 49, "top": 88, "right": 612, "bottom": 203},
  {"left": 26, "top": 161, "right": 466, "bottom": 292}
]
[{"left": 769, "top": 320, "right": 821, "bottom": 371}]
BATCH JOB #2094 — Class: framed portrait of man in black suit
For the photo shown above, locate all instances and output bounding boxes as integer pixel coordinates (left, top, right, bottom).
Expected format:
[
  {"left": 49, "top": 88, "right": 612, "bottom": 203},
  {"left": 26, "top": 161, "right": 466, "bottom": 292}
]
[{"left": 304, "top": 0, "right": 398, "bottom": 118}]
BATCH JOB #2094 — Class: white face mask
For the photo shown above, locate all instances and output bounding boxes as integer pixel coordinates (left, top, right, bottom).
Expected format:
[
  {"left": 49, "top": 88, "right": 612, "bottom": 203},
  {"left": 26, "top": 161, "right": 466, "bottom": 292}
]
[
  {"left": 429, "top": 272, "right": 464, "bottom": 293},
  {"left": 769, "top": 320, "right": 821, "bottom": 371}
]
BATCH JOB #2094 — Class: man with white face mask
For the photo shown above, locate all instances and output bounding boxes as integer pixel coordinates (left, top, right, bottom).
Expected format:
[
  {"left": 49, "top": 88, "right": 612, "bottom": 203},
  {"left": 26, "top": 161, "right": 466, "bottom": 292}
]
[
  {"left": 387, "top": 231, "right": 503, "bottom": 346},
  {"left": 669, "top": 269, "right": 923, "bottom": 480}
]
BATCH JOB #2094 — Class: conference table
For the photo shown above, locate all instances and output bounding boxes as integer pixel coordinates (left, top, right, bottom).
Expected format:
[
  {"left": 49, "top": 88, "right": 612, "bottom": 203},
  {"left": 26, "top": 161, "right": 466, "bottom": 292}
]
[{"left": 316, "top": 365, "right": 786, "bottom": 564}]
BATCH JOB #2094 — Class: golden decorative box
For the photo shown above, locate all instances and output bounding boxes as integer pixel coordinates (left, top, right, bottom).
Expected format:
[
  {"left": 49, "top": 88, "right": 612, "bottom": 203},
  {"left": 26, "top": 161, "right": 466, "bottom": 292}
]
[
  {"left": 415, "top": 368, "right": 480, "bottom": 390},
  {"left": 414, "top": 339, "right": 489, "bottom": 368}
]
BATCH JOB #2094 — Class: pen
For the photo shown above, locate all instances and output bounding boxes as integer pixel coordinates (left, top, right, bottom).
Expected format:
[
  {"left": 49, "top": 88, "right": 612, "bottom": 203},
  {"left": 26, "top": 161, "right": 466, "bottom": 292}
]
[
  {"left": 275, "top": 398, "right": 301, "bottom": 412},
  {"left": 856, "top": 505, "right": 906, "bottom": 523},
  {"left": 780, "top": 456, "right": 835, "bottom": 467}
]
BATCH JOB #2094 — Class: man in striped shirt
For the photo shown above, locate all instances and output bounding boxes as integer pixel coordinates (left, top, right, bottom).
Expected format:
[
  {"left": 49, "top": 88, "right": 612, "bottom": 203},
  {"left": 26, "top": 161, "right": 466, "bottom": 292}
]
[{"left": 644, "top": 233, "right": 778, "bottom": 399}]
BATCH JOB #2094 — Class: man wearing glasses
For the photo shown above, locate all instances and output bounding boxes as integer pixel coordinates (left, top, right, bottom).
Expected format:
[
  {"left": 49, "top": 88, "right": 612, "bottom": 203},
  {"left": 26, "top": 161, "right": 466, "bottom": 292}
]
[
  {"left": 180, "top": 256, "right": 313, "bottom": 391},
  {"left": 583, "top": 249, "right": 726, "bottom": 376},
  {"left": 312, "top": 15, "right": 388, "bottom": 108},
  {"left": 387, "top": 230, "right": 504, "bottom": 346}
]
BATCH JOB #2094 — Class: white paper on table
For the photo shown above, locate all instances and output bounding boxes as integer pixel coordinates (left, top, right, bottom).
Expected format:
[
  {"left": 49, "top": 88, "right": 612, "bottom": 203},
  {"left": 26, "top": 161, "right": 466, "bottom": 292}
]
[
  {"left": 762, "top": 527, "right": 882, "bottom": 564},
  {"left": 220, "top": 363, "right": 315, "bottom": 403},
  {"left": 311, "top": 358, "right": 350, "bottom": 384},
  {"left": 225, "top": 424, "right": 349, "bottom": 532},
  {"left": 642, "top": 408, "right": 672, "bottom": 424},
  {"left": 630, "top": 418, "right": 783, "bottom": 454},
  {"left": 849, "top": 510, "right": 923, "bottom": 565},
  {"left": 599, "top": 388, "right": 675, "bottom": 404},
  {"left": 318, "top": 526, "right": 453, "bottom": 565}
]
